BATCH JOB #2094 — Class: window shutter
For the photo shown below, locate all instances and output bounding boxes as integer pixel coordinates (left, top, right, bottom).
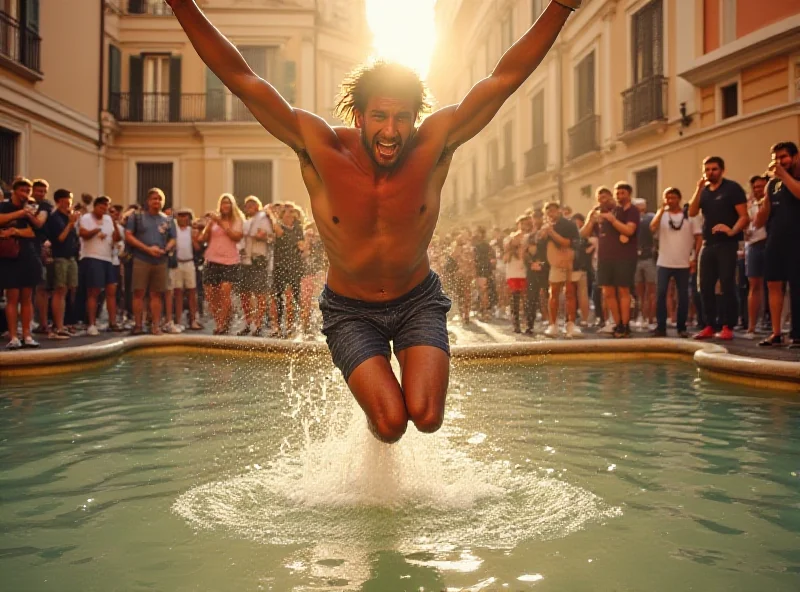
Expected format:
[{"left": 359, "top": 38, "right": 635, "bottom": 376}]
[
  {"left": 205, "top": 67, "right": 225, "bottom": 121},
  {"left": 169, "top": 55, "right": 182, "bottom": 122},
  {"left": 108, "top": 45, "right": 122, "bottom": 116},
  {"left": 129, "top": 55, "right": 144, "bottom": 122},
  {"left": 282, "top": 61, "right": 297, "bottom": 105},
  {"left": 25, "top": 0, "right": 39, "bottom": 31},
  {"left": 128, "top": 0, "right": 145, "bottom": 14}
]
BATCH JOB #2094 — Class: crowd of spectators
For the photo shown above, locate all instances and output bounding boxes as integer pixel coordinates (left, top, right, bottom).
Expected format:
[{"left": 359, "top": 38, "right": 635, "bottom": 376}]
[
  {"left": 1, "top": 142, "right": 798, "bottom": 351},
  {"left": 0, "top": 181, "right": 325, "bottom": 349},
  {"left": 429, "top": 143, "right": 800, "bottom": 348}
]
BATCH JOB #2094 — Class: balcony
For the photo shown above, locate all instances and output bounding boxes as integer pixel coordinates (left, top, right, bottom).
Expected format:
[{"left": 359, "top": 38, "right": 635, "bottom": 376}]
[
  {"left": 622, "top": 75, "right": 668, "bottom": 134},
  {"left": 0, "top": 10, "right": 41, "bottom": 79},
  {"left": 126, "top": 0, "right": 173, "bottom": 15},
  {"left": 524, "top": 144, "right": 547, "bottom": 177},
  {"left": 109, "top": 92, "right": 262, "bottom": 123},
  {"left": 567, "top": 114, "right": 600, "bottom": 161}
]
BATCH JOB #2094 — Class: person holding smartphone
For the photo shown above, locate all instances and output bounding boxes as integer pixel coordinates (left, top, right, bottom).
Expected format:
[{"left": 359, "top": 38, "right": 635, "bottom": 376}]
[{"left": 688, "top": 156, "right": 748, "bottom": 341}]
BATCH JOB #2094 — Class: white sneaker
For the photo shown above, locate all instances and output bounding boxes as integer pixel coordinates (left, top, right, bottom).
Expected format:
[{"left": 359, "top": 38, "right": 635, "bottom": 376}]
[
  {"left": 166, "top": 321, "right": 183, "bottom": 334},
  {"left": 647, "top": 323, "right": 657, "bottom": 331},
  {"left": 600, "top": 322, "right": 616, "bottom": 334},
  {"left": 23, "top": 336, "right": 40, "bottom": 348},
  {"left": 565, "top": 322, "right": 582, "bottom": 338},
  {"left": 87, "top": 325, "right": 99, "bottom": 336},
  {"left": 544, "top": 324, "right": 558, "bottom": 337},
  {"left": 5, "top": 337, "right": 22, "bottom": 350},
  {"left": 743, "top": 331, "right": 756, "bottom": 340}
]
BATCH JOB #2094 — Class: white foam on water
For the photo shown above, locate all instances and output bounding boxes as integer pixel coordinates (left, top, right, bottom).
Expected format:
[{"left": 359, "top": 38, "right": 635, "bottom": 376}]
[{"left": 173, "top": 367, "right": 621, "bottom": 550}]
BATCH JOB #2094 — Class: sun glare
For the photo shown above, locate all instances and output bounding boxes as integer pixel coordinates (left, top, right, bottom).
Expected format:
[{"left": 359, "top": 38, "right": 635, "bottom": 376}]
[{"left": 366, "top": 0, "right": 437, "bottom": 79}]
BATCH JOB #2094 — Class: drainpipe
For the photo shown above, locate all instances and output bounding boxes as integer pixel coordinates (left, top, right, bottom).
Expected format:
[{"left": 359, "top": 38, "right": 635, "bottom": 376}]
[
  {"left": 555, "top": 44, "right": 564, "bottom": 206},
  {"left": 98, "top": 0, "right": 106, "bottom": 195},
  {"left": 98, "top": 0, "right": 105, "bottom": 149}
]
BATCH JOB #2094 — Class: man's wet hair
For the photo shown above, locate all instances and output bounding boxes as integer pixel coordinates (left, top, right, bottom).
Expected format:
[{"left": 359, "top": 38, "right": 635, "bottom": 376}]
[
  {"left": 333, "top": 60, "right": 433, "bottom": 126},
  {"left": 614, "top": 182, "right": 633, "bottom": 194},
  {"left": 93, "top": 195, "right": 110, "bottom": 207},
  {"left": 749, "top": 175, "right": 767, "bottom": 186}
]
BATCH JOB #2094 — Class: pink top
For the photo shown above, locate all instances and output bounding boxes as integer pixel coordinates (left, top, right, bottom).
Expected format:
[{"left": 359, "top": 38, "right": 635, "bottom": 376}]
[{"left": 204, "top": 218, "right": 242, "bottom": 265}]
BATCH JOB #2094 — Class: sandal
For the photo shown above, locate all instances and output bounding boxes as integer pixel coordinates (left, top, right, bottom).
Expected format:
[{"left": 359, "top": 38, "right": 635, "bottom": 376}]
[{"left": 758, "top": 334, "right": 782, "bottom": 347}]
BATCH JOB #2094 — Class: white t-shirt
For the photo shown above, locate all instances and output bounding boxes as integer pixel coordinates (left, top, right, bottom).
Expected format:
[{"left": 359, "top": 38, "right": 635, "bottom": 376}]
[
  {"left": 79, "top": 213, "right": 115, "bottom": 262},
  {"left": 242, "top": 212, "right": 274, "bottom": 263},
  {"left": 654, "top": 210, "right": 702, "bottom": 269},
  {"left": 111, "top": 222, "right": 125, "bottom": 266},
  {"left": 175, "top": 225, "right": 194, "bottom": 261},
  {"left": 745, "top": 197, "right": 767, "bottom": 245}
]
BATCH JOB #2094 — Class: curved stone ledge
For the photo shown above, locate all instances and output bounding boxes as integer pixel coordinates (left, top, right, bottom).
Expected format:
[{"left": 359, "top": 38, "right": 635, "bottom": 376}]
[{"left": 1, "top": 335, "right": 798, "bottom": 391}]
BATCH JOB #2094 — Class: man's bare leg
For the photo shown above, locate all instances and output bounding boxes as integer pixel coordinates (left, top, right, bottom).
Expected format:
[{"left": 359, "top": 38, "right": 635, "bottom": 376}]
[
  {"left": 347, "top": 356, "right": 409, "bottom": 443},
  {"left": 396, "top": 346, "right": 449, "bottom": 434}
]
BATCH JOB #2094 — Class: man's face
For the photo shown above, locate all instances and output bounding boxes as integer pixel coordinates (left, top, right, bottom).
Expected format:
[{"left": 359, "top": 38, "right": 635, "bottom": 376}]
[
  {"left": 665, "top": 192, "right": 681, "bottom": 210},
  {"left": 12, "top": 184, "right": 31, "bottom": 205},
  {"left": 282, "top": 209, "right": 295, "bottom": 225},
  {"left": 110, "top": 208, "right": 120, "bottom": 222},
  {"left": 147, "top": 193, "right": 163, "bottom": 212},
  {"left": 177, "top": 213, "right": 190, "bottom": 227},
  {"left": 32, "top": 185, "right": 47, "bottom": 201},
  {"left": 356, "top": 96, "right": 417, "bottom": 170},
  {"left": 519, "top": 217, "right": 533, "bottom": 233},
  {"left": 596, "top": 191, "right": 613, "bottom": 211},
  {"left": 751, "top": 178, "right": 767, "bottom": 200},
  {"left": 244, "top": 201, "right": 258, "bottom": 217},
  {"left": 704, "top": 162, "right": 723, "bottom": 184},
  {"left": 615, "top": 188, "right": 631, "bottom": 206},
  {"left": 636, "top": 202, "right": 646, "bottom": 214},
  {"left": 56, "top": 197, "right": 73, "bottom": 213},
  {"left": 545, "top": 206, "right": 560, "bottom": 223},
  {"left": 772, "top": 149, "right": 798, "bottom": 175},
  {"left": 93, "top": 202, "right": 108, "bottom": 218}
]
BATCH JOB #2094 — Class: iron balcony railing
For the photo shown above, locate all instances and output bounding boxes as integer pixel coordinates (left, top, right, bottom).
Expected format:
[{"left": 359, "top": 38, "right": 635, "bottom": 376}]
[
  {"left": 622, "top": 75, "right": 668, "bottom": 133},
  {"left": 109, "top": 92, "right": 263, "bottom": 123},
  {"left": 0, "top": 10, "right": 41, "bottom": 73},
  {"left": 567, "top": 114, "right": 600, "bottom": 160},
  {"left": 126, "top": 0, "right": 173, "bottom": 15},
  {"left": 524, "top": 144, "right": 547, "bottom": 176}
]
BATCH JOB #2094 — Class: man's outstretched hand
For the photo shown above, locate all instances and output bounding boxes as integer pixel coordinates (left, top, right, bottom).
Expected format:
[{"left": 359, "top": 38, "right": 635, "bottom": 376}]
[{"left": 554, "top": 0, "right": 582, "bottom": 9}]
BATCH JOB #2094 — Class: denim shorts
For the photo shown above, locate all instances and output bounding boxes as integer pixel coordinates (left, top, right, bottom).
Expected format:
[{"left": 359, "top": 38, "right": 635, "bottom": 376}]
[{"left": 318, "top": 270, "right": 452, "bottom": 382}]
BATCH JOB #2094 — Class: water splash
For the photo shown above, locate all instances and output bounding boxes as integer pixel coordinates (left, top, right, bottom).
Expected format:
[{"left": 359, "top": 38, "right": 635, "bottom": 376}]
[{"left": 173, "top": 363, "right": 620, "bottom": 548}]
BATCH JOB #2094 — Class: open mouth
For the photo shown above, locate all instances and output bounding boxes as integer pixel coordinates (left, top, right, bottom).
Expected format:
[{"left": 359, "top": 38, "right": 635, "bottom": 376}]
[{"left": 376, "top": 141, "right": 399, "bottom": 160}]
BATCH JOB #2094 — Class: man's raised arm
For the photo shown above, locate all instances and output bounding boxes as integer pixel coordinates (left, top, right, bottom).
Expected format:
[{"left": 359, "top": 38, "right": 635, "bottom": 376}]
[
  {"left": 167, "top": 0, "right": 303, "bottom": 150},
  {"left": 430, "top": 1, "right": 578, "bottom": 149}
]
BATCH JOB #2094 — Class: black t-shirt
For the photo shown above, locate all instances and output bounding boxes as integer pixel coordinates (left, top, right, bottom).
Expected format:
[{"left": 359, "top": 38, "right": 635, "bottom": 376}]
[
  {"left": 638, "top": 212, "right": 655, "bottom": 259},
  {"left": 0, "top": 200, "right": 36, "bottom": 259},
  {"left": 274, "top": 222, "right": 304, "bottom": 269},
  {"left": 699, "top": 178, "right": 747, "bottom": 244},
  {"left": 474, "top": 240, "right": 492, "bottom": 277},
  {"left": 765, "top": 177, "right": 800, "bottom": 246},
  {"left": 33, "top": 199, "right": 53, "bottom": 253},
  {"left": 46, "top": 210, "right": 79, "bottom": 259}
]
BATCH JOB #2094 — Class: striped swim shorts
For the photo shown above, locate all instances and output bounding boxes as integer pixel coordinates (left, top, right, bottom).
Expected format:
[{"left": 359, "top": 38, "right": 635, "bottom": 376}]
[{"left": 318, "top": 270, "right": 452, "bottom": 382}]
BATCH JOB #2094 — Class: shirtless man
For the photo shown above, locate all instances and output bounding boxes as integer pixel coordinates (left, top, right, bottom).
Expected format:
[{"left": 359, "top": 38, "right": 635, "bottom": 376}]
[{"left": 168, "top": 0, "right": 581, "bottom": 442}]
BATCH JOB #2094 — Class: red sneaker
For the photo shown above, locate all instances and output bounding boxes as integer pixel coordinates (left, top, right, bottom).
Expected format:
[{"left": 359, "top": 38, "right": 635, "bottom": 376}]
[
  {"left": 693, "top": 326, "right": 715, "bottom": 340},
  {"left": 715, "top": 326, "right": 734, "bottom": 340}
]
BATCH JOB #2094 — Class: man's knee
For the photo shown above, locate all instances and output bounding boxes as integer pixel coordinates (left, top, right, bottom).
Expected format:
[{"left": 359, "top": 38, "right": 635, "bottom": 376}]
[
  {"left": 369, "top": 413, "right": 408, "bottom": 443},
  {"left": 406, "top": 394, "right": 445, "bottom": 434}
]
